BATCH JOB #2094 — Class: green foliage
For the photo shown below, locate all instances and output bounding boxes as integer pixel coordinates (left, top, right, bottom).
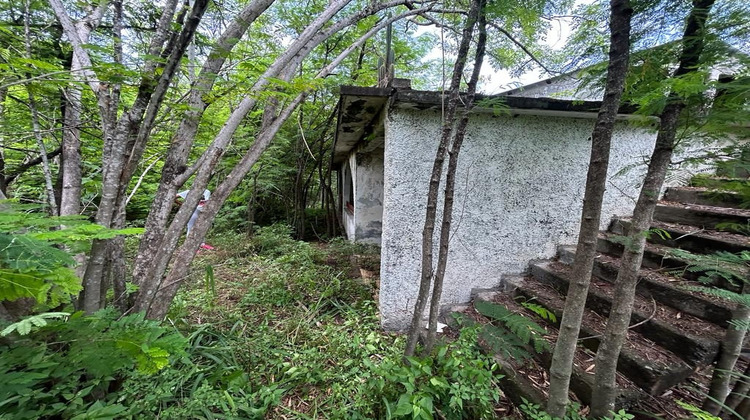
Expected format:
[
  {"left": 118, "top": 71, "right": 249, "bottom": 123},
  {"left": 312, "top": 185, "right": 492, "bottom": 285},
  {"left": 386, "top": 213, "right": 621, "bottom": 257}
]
[
  {"left": 474, "top": 300, "right": 551, "bottom": 356},
  {"left": 670, "top": 249, "right": 749, "bottom": 290},
  {"left": 675, "top": 400, "right": 721, "bottom": 420},
  {"left": 519, "top": 398, "right": 634, "bottom": 420},
  {"left": 0, "top": 203, "right": 142, "bottom": 307},
  {"left": 1, "top": 311, "right": 69, "bottom": 336},
  {"left": 520, "top": 300, "right": 558, "bottom": 323},
  {"left": 166, "top": 229, "right": 401, "bottom": 418},
  {"left": 0, "top": 309, "right": 186, "bottom": 419},
  {"left": 116, "top": 326, "right": 284, "bottom": 419},
  {"left": 366, "top": 327, "right": 499, "bottom": 420}
]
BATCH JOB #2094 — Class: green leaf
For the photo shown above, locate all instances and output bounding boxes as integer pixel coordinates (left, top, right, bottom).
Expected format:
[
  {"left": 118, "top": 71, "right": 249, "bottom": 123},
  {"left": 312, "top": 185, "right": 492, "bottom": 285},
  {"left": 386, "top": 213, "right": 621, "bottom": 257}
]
[{"left": 393, "top": 394, "right": 412, "bottom": 416}]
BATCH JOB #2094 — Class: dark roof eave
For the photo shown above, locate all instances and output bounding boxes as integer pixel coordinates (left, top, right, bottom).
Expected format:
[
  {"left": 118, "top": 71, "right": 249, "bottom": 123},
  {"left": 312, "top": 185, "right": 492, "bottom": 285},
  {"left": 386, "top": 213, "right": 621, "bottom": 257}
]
[{"left": 392, "top": 89, "right": 641, "bottom": 116}]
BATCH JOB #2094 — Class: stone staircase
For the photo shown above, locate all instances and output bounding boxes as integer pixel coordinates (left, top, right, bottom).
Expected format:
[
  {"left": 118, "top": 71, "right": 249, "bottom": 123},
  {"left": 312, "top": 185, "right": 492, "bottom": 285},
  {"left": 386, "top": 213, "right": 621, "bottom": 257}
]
[{"left": 447, "top": 186, "right": 750, "bottom": 412}]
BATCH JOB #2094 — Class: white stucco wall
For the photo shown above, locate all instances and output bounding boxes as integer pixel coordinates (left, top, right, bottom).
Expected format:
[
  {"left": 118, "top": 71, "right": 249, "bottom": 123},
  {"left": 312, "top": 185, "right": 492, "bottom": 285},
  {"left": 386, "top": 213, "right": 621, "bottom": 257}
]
[{"left": 379, "top": 108, "right": 657, "bottom": 331}]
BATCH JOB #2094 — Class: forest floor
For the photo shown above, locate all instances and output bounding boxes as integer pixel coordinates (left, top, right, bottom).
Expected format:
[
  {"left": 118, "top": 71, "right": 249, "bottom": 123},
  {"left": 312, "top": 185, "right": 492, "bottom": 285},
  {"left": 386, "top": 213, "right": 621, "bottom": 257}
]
[{"left": 166, "top": 227, "right": 402, "bottom": 418}]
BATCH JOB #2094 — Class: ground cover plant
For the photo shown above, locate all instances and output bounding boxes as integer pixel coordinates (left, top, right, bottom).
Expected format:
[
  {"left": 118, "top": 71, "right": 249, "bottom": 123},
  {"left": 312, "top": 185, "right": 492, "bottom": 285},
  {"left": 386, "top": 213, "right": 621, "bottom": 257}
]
[{"left": 156, "top": 225, "right": 504, "bottom": 419}]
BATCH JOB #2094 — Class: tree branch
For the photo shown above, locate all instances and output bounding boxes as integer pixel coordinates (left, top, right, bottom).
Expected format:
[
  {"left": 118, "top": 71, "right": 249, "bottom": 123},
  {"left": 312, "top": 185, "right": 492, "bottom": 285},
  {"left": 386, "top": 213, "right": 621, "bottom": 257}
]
[{"left": 4, "top": 146, "right": 63, "bottom": 185}]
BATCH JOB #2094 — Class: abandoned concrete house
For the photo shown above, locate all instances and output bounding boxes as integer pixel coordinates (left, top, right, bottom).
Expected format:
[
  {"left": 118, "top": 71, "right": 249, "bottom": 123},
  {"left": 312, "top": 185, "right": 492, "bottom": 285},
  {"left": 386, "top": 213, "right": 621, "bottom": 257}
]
[{"left": 332, "top": 78, "right": 661, "bottom": 331}]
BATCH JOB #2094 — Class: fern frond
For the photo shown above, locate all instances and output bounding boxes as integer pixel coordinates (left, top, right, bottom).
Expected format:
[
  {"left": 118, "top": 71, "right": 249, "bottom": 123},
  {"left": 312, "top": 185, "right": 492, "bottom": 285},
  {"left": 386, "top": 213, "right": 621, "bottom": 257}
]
[
  {"left": 669, "top": 249, "right": 747, "bottom": 287},
  {"left": 474, "top": 301, "right": 551, "bottom": 355},
  {"left": 519, "top": 301, "right": 558, "bottom": 323},
  {"left": 681, "top": 284, "right": 750, "bottom": 306},
  {"left": 729, "top": 319, "right": 750, "bottom": 331},
  {"left": 480, "top": 324, "right": 533, "bottom": 361}
]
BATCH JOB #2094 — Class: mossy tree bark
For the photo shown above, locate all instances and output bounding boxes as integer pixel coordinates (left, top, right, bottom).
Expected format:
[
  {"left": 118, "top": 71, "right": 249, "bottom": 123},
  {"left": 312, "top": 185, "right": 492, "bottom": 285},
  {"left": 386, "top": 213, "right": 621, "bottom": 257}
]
[
  {"left": 589, "top": 1, "right": 714, "bottom": 417},
  {"left": 546, "top": 0, "right": 633, "bottom": 416}
]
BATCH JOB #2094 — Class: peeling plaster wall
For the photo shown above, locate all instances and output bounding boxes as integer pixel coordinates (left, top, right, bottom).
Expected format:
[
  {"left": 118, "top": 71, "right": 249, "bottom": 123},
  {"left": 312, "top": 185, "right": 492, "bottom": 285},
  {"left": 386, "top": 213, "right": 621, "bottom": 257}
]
[
  {"left": 380, "top": 108, "right": 656, "bottom": 331},
  {"left": 354, "top": 149, "right": 384, "bottom": 244}
]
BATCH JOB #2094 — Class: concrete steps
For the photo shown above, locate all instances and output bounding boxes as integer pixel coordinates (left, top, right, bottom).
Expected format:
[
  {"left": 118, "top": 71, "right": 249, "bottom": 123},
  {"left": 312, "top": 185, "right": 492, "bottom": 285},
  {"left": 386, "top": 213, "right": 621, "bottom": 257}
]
[
  {"left": 447, "top": 184, "right": 748, "bottom": 409},
  {"left": 664, "top": 186, "right": 745, "bottom": 209},
  {"left": 654, "top": 201, "right": 750, "bottom": 233},
  {"left": 609, "top": 218, "right": 749, "bottom": 256},
  {"left": 511, "top": 276, "right": 695, "bottom": 396},
  {"left": 530, "top": 261, "right": 721, "bottom": 367}
]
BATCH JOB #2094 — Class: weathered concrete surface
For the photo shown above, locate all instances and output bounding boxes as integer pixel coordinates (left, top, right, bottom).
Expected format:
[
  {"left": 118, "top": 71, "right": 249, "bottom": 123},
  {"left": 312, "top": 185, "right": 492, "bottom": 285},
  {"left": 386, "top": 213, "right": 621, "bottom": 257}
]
[
  {"left": 354, "top": 150, "right": 384, "bottom": 244},
  {"left": 379, "top": 108, "right": 656, "bottom": 331},
  {"left": 341, "top": 145, "right": 385, "bottom": 245}
]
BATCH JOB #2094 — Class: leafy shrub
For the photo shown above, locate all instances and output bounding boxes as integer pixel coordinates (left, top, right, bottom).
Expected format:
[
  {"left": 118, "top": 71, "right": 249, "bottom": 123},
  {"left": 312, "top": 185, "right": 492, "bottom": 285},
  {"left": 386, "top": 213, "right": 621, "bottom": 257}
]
[
  {"left": 0, "top": 203, "right": 141, "bottom": 308},
  {"left": 117, "top": 326, "right": 284, "bottom": 419},
  {"left": 365, "top": 327, "right": 499, "bottom": 420},
  {"left": 250, "top": 223, "right": 323, "bottom": 262},
  {"left": 0, "top": 309, "right": 186, "bottom": 419}
]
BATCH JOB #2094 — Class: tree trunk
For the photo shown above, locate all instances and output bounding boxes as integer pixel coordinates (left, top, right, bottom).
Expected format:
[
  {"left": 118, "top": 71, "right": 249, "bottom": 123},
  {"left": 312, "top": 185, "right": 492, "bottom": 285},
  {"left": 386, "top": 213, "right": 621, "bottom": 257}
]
[
  {"left": 546, "top": 0, "right": 633, "bottom": 416},
  {"left": 130, "top": 0, "right": 344, "bottom": 294},
  {"left": 131, "top": 5, "right": 426, "bottom": 319},
  {"left": 737, "top": 391, "right": 750, "bottom": 419},
  {"left": 23, "top": 0, "right": 58, "bottom": 215},
  {"left": 404, "top": 0, "right": 483, "bottom": 358},
  {"left": 0, "top": 87, "right": 6, "bottom": 196},
  {"left": 424, "top": 3, "right": 487, "bottom": 354},
  {"left": 60, "top": 2, "right": 108, "bottom": 217},
  {"left": 76, "top": 0, "right": 209, "bottom": 313},
  {"left": 703, "top": 284, "right": 750, "bottom": 414},
  {"left": 722, "top": 363, "right": 750, "bottom": 416},
  {"left": 59, "top": 81, "right": 83, "bottom": 215},
  {"left": 590, "top": 1, "right": 714, "bottom": 417},
  {"left": 140, "top": 94, "right": 307, "bottom": 319}
]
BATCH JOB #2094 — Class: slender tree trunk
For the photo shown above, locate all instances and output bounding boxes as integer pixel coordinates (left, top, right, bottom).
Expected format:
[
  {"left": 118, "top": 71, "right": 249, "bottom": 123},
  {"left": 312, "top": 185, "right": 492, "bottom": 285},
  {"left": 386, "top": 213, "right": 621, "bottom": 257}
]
[
  {"left": 77, "top": 0, "right": 209, "bottom": 313},
  {"left": 703, "top": 284, "right": 750, "bottom": 414},
  {"left": 404, "top": 0, "right": 482, "bottom": 358},
  {"left": 59, "top": 81, "right": 82, "bottom": 215},
  {"left": 546, "top": 0, "right": 633, "bottom": 416},
  {"left": 424, "top": 3, "right": 487, "bottom": 354},
  {"left": 590, "top": 1, "right": 714, "bottom": 417},
  {"left": 130, "top": 0, "right": 341, "bottom": 291},
  {"left": 140, "top": 94, "right": 307, "bottom": 319},
  {"left": 737, "top": 390, "right": 750, "bottom": 419},
  {"left": 59, "top": 0, "right": 110, "bottom": 216},
  {"left": 23, "top": 0, "right": 58, "bottom": 215},
  {"left": 723, "top": 363, "right": 750, "bottom": 416},
  {"left": 0, "top": 87, "right": 6, "bottom": 197},
  {"left": 59, "top": 2, "right": 108, "bottom": 221}
]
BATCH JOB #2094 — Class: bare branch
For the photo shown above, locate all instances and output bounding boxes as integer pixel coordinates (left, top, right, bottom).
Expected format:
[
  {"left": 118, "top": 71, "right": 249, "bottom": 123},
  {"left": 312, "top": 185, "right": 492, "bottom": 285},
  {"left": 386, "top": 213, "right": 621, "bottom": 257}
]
[{"left": 4, "top": 146, "right": 63, "bottom": 185}]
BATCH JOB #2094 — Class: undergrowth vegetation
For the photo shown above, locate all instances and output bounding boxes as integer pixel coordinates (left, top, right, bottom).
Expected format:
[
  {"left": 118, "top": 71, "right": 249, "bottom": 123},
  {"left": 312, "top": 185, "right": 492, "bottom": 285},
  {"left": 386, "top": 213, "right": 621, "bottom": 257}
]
[
  {"left": 2, "top": 223, "right": 503, "bottom": 419},
  {"left": 157, "top": 224, "right": 501, "bottom": 419}
]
